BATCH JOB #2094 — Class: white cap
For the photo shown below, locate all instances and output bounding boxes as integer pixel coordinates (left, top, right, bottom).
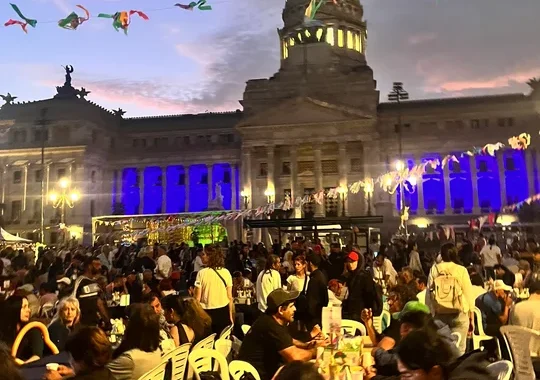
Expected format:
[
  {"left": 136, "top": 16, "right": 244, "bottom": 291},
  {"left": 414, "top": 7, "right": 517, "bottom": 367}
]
[{"left": 493, "top": 280, "right": 512, "bottom": 292}]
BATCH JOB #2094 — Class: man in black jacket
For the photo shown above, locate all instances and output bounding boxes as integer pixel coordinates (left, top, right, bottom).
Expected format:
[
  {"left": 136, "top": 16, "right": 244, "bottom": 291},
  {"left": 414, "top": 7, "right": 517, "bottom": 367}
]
[
  {"left": 344, "top": 251, "right": 381, "bottom": 321},
  {"left": 305, "top": 252, "right": 329, "bottom": 330}
]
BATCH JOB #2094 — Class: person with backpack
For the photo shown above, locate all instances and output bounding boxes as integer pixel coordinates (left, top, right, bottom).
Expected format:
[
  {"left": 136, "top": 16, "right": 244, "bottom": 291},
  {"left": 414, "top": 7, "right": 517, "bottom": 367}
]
[{"left": 426, "top": 243, "right": 475, "bottom": 355}]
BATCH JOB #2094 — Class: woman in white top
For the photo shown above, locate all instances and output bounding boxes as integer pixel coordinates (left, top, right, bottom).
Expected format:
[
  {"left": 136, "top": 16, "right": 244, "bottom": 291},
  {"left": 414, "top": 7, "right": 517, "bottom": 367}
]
[
  {"left": 194, "top": 245, "right": 234, "bottom": 335},
  {"left": 256, "top": 254, "right": 282, "bottom": 312},
  {"left": 286, "top": 254, "right": 308, "bottom": 292},
  {"left": 480, "top": 236, "right": 501, "bottom": 280}
]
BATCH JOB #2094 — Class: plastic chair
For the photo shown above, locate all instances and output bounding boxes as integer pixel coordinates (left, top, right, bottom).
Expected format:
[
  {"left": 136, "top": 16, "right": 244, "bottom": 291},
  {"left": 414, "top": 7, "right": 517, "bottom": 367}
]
[
  {"left": 229, "top": 360, "right": 262, "bottom": 380},
  {"left": 137, "top": 358, "right": 170, "bottom": 380},
  {"left": 487, "top": 360, "right": 514, "bottom": 380},
  {"left": 450, "top": 332, "right": 462, "bottom": 348},
  {"left": 11, "top": 321, "right": 59, "bottom": 365},
  {"left": 219, "top": 324, "right": 233, "bottom": 340},
  {"left": 160, "top": 343, "right": 191, "bottom": 380},
  {"left": 241, "top": 324, "right": 251, "bottom": 336},
  {"left": 501, "top": 325, "right": 540, "bottom": 380},
  {"left": 188, "top": 348, "right": 229, "bottom": 380},
  {"left": 192, "top": 333, "right": 217, "bottom": 351},
  {"left": 341, "top": 319, "right": 366, "bottom": 336},
  {"left": 214, "top": 338, "right": 233, "bottom": 367},
  {"left": 373, "top": 310, "right": 391, "bottom": 334},
  {"left": 473, "top": 307, "right": 499, "bottom": 355}
]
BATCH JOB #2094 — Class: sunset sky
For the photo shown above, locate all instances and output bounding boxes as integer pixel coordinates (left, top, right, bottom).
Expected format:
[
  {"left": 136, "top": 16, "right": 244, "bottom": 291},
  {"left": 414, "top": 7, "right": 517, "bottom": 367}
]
[{"left": 1, "top": 0, "right": 539, "bottom": 117}]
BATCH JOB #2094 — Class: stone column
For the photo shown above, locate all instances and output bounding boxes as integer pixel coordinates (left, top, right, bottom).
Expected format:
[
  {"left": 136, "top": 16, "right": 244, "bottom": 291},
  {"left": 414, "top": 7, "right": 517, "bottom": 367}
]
[
  {"left": 314, "top": 145, "right": 324, "bottom": 217},
  {"left": 469, "top": 156, "right": 479, "bottom": 214},
  {"left": 414, "top": 157, "right": 425, "bottom": 215},
  {"left": 231, "top": 164, "right": 238, "bottom": 210},
  {"left": 267, "top": 146, "right": 275, "bottom": 197},
  {"left": 185, "top": 166, "right": 190, "bottom": 212},
  {"left": 338, "top": 145, "right": 348, "bottom": 216},
  {"left": 139, "top": 167, "right": 145, "bottom": 214},
  {"left": 162, "top": 166, "right": 167, "bottom": 214},
  {"left": 241, "top": 148, "right": 252, "bottom": 208},
  {"left": 497, "top": 152, "right": 507, "bottom": 207},
  {"left": 290, "top": 147, "right": 299, "bottom": 217},
  {"left": 23, "top": 165, "right": 28, "bottom": 211},
  {"left": 526, "top": 149, "right": 536, "bottom": 196},
  {"left": 1, "top": 164, "right": 6, "bottom": 205},
  {"left": 207, "top": 164, "right": 213, "bottom": 203},
  {"left": 444, "top": 163, "right": 452, "bottom": 214},
  {"left": 45, "top": 164, "right": 50, "bottom": 205}
]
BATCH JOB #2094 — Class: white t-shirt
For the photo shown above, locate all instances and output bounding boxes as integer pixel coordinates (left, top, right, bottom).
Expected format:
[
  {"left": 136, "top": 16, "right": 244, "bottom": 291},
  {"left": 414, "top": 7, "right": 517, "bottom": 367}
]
[
  {"left": 480, "top": 244, "right": 501, "bottom": 267},
  {"left": 193, "top": 256, "right": 204, "bottom": 272},
  {"left": 256, "top": 269, "right": 282, "bottom": 312},
  {"left": 286, "top": 274, "right": 308, "bottom": 292},
  {"left": 195, "top": 267, "right": 232, "bottom": 309},
  {"left": 155, "top": 255, "right": 172, "bottom": 280}
]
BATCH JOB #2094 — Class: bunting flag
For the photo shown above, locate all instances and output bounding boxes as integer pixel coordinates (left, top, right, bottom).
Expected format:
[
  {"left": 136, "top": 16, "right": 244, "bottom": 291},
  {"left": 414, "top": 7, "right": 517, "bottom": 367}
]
[
  {"left": 58, "top": 5, "right": 90, "bottom": 30},
  {"left": 4, "top": 3, "right": 37, "bottom": 33},
  {"left": 175, "top": 0, "right": 212, "bottom": 11},
  {"left": 98, "top": 10, "right": 149, "bottom": 34}
]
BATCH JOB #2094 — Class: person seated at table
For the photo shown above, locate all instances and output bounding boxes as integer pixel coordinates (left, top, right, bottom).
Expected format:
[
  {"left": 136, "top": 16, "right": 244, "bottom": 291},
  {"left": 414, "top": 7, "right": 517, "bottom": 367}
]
[
  {"left": 107, "top": 304, "right": 162, "bottom": 380},
  {"left": 239, "top": 288, "right": 327, "bottom": 380},
  {"left": 124, "top": 271, "right": 143, "bottom": 303},
  {"left": 48, "top": 296, "right": 80, "bottom": 352},
  {"left": 143, "top": 293, "right": 174, "bottom": 345},
  {"left": 0, "top": 295, "right": 43, "bottom": 364},
  {"left": 45, "top": 326, "right": 114, "bottom": 380},
  {"left": 106, "top": 275, "right": 128, "bottom": 299},
  {"left": 161, "top": 294, "right": 213, "bottom": 346},
  {"left": 0, "top": 342, "right": 24, "bottom": 380}
]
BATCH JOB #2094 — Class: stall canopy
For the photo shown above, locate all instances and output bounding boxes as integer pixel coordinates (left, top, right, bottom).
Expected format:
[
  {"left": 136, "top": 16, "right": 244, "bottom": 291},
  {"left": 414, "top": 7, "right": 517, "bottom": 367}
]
[{"left": 0, "top": 228, "right": 32, "bottom": 243}]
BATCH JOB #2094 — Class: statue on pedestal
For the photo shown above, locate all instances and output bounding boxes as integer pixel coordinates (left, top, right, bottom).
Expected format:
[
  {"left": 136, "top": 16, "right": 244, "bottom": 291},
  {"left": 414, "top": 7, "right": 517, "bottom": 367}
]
[
  {"left": 207, "top": 182, "right": 224, "bottom": 211},
  {"left": 62, "top": 65, "right": 74, "bottom": 86},
  {"left": 55, "top": 65, "right": 79, "bottom": 99}
]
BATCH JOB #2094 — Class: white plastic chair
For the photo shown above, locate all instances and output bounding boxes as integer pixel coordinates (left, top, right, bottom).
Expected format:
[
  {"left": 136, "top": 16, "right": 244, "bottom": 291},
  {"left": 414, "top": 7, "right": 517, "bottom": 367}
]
[
  {"left": 229, "top": 360, "right": 261, "bottom": 380},
  {"left": 473, "top": 308, "right": 496, "bottom": 349},
  {"left": 219, "top": 324, "right": 233, "bottom": 340},
  {"left": 341, "top": 319, "right": 366, "bottom": 336},
  {"left": 192, "top": 333, "right": 217, "bottom": 351},
  {"left": 188, "top": 348, "right": 229, "bottom": 380},
  {"left": 160, "top": 343, "right": 191, "bottom": 380},
  {"left": 214, "top": 338, "right": 233, "bottom": 366},
  {"left": 373, "top": 310, "right": 391, "bottom": 334},
  {"left": 487, "top": 360, "right": 514, "bottom": 380},
  {"left": 241, "top": 324, "right": 251, "bottom": 336},
  {"left": 501, "top": 325, "right": 539, "bottom": 380},
  {"left": 137, "top": 358, "right": 169, "bottom": 380},
  {"left": 450, "top": 332, "right": 462, "bottom": 349}
]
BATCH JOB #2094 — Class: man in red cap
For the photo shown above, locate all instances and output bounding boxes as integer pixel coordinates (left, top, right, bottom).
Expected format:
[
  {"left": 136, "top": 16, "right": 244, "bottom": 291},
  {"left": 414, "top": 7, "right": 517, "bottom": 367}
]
[{"left": 343, "top": 251, "right": 382, "bottom": 322}]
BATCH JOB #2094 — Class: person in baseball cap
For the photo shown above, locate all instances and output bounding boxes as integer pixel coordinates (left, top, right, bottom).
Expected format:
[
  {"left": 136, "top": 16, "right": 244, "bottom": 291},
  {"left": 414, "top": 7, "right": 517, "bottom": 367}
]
[{"left": 265, "top": 288, "right": 300, "bottom": 316}]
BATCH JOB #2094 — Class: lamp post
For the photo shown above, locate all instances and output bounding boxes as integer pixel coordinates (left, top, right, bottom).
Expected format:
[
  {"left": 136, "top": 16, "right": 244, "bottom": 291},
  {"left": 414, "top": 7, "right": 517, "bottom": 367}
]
[
  {"left": 388, "top": 82, "right": 409, "bottom": 163},
  {"left": 337, "top": 186, "right": 347, "bottom": 217},
  {"left": 49, "top": 177, "right": 79, "bottom": 227},
  {"left": 395, "top": 160, "right": 407, "bottom": 234},
  {"left": 264, "top": 189, "right": 275, "bottom": 204},
  {"left": 240, "top": 190, "right": 249, "bottom": 210},
  {"left": 363, "top": 180, "right": 374, "bottom": 216}
]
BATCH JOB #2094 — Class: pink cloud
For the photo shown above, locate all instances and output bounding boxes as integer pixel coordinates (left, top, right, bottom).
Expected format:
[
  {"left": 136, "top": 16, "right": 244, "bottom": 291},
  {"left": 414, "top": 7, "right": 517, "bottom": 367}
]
[{"left": 407, "top": 32, "right": 437, "bottom": 46}]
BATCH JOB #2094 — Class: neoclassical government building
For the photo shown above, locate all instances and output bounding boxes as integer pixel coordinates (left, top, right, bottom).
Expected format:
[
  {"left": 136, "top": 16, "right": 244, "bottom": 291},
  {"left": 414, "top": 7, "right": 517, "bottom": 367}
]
[{"left": 0, "top": 0, "right": 538, "bottom": 243}]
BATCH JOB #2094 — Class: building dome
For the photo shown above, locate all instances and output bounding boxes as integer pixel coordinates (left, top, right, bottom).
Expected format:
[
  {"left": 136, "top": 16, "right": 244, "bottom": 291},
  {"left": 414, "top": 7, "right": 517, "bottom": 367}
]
[{"left": 279, "top": 0, "right": 367, "bottom": 60}]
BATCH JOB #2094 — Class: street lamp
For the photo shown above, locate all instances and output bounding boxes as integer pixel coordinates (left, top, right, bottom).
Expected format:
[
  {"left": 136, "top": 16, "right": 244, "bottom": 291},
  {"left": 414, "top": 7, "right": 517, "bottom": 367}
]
[
  {"left": 388, "top": 82, "right": 409, "bottom": 172},
  {"left": 49, "top": 177, "right": 80, "bottom": 225},
  {"left": 363, "top": 180, "right": 374, "bottom": 216},
  {"left": 240, "top": 190, "right": 250, "bottom": 210},
  {"left": 394, "top": 160, "right": 407, "bottom": 234},
  {"left": 337, "top": 186, "right": 348, "bottom": 217},
  {"left": 264, "top": 188, "right": 275, "bottom": 204}
]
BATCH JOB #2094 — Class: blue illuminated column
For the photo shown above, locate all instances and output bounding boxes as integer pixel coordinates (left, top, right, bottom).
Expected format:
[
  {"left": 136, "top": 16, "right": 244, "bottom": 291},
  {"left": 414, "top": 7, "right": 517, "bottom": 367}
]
[
  {"left": 470, "top": 156, "right": 479, "bottom": 214},
  {"left": 162, "top": 166, "right": 167, "bottom": 213},
  {"left": 185, "top": 166, "right": 190, "bottom": 212},
  {"left": 497, "top": 152, "right": 507, "bottom": 207},
  {"left": 207, "top": 164, "right": 213, "bottom": 203},
  {"left": 232, "top": 164, "right": 238, "bottom": 210},
  {"left": 444, "top": 163, "right": 452, "bottom": 214},
  {"left": 526, "top": 150, "right": 535, "bottom": 196},
  {"left": 414, "top": 157, "right": 424, "bottom": 215},
  {"left": 139, "top": 167, "right": 145, "bottom": 214}
]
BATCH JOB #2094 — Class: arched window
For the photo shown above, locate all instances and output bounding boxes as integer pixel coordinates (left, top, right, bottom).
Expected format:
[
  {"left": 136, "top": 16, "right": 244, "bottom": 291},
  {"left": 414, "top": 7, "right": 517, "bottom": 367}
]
[
  {"left": 326, "top": 27, "right": 334, "bottom": 46},
  {"left": 355, "top": 33, "right": 360, "bottom": 52},
  {"left": 337, "top": 29, "right": 344, "bottom": 47},
  {"left": 347, "top": 30, "right": 354, "bottom": 49}
]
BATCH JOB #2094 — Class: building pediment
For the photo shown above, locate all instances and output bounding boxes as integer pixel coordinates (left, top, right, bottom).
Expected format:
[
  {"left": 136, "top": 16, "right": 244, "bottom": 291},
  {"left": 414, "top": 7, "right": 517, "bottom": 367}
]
[{"left": 238, "top": 96, "right": 372, "bottom": 128}]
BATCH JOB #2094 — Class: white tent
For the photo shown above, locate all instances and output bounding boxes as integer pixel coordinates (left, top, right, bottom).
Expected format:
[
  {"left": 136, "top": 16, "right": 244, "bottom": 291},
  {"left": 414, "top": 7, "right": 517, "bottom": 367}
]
[{"left": 0, "top": 228, "right": 32, "bottom": 243}]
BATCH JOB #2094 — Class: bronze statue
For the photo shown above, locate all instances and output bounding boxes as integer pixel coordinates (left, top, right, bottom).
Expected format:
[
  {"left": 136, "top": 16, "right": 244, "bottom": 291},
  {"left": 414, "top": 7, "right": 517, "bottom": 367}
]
[
  {"left": 0, "top": 93, "right": 17, "bottom": 105},
  {"left": 77, "top": 87, "right": 90, "bottom": 99},
  {"left": 62, "top": 65, "right": 74, "bottom": 87}
]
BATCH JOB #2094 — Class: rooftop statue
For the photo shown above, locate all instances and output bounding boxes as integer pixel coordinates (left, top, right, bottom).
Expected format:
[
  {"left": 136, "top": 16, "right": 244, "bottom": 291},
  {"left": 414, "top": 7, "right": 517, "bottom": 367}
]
[
  {"left": 62, "top": 65, "right": 74, "bottom": 87},
  {"left": 0, "top": 93, "right": 17, "bottom": 106},
  {"left": 114, "top": 108, "right": 126, "bottom": 117}
]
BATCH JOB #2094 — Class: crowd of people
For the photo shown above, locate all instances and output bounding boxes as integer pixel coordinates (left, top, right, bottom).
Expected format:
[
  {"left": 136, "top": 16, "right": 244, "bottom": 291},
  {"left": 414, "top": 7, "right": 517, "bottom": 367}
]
[{"left": 0, "top": 232, "right": 538, "bottom": 380}]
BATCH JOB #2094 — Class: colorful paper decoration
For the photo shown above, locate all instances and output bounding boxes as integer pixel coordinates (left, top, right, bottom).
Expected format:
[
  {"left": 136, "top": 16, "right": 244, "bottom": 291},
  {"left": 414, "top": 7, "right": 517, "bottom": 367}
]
[
  {"left": 175, "top": 1, "right": 212, "bottom": 11},
  {"left": 97, "top": 10, "right": 149, "bottom": 34},
  {"left": 4, "top": 3, "right": 37, "bottom": 33},
  {"left": 58, "top": 5, "right": 90, "bottom": 30}
]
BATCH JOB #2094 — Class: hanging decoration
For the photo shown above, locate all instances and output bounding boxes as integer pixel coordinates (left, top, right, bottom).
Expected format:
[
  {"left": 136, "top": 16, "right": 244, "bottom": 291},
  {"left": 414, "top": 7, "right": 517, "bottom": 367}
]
[
  {"left": 58, "top": 5, "right": 90, "bottom": 30},
  {"left": 508, "top": 133, "right": 531, "bottom": 150},
  {"left": 175, "top": 1, "right": 212, "bottom": 11},
  {"left": 97, "top": 10, "right": 149, "bottom": 34},
  {"left": 4, "top": 3, "right": 37, "bottom": 33}
]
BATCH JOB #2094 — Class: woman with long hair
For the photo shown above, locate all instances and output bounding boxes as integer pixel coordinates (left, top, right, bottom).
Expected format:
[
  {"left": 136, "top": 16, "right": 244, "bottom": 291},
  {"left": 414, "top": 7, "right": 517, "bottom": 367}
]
[
  {"left": 286, "top": 255, "right": 308, "bottom": 292},
  {"left": 107, "top": 303, "right": 162, "bottom": 379},
  {"left": 48, "top": 296, "right": 80, "bottom": 352},
  {"left": 256, "top": 254, "right": 282, "bottom": 313},
  {"left": 162, "top": 295, "right": 212, "bottom": 345},
  {"left": 0, "top": 295, "right": 43, "bottom": 364},
  {"left": 193, "top": 244, "right": 234, "bottom": 334}
]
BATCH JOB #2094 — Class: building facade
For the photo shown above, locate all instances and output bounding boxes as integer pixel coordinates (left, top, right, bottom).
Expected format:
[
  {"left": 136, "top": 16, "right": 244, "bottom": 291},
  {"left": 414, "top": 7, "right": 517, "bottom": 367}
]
[{"left": 0, "top": 0, "right": 539, "bottom": 243}]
